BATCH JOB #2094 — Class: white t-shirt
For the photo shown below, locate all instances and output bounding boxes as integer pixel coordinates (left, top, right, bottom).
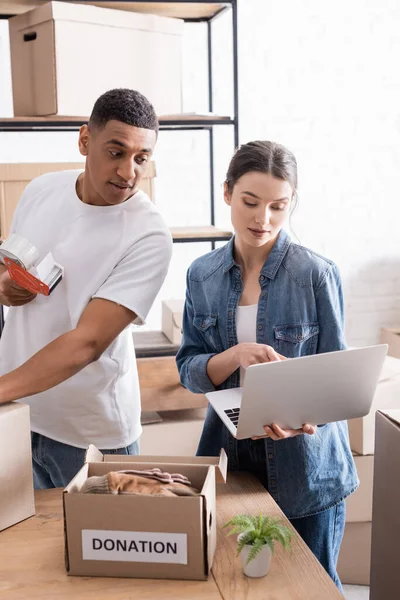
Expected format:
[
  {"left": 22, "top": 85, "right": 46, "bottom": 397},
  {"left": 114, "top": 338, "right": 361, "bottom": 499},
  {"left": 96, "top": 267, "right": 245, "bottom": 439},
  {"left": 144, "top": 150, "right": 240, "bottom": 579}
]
[
  {"left": 236, "top": 304, "right": 258, "bottom": 386},
  {"left": 0, "top": 170, "right": 172, "bottom": 449}
]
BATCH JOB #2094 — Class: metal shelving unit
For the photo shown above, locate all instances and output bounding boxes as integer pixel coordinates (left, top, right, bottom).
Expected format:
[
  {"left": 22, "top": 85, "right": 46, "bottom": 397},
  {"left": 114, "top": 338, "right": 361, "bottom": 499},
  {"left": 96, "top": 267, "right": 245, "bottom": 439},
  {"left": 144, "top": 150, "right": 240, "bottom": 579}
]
[{"left": 0, "top": 0, "right": 239, "bottom": 348}]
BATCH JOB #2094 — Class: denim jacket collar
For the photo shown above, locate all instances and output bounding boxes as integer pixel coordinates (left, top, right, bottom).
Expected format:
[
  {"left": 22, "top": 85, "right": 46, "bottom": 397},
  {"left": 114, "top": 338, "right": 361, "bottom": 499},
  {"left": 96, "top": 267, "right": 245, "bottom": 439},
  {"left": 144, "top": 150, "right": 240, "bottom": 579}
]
[{"left": 223, "top": 229, "right": 292, "bottom": 279}]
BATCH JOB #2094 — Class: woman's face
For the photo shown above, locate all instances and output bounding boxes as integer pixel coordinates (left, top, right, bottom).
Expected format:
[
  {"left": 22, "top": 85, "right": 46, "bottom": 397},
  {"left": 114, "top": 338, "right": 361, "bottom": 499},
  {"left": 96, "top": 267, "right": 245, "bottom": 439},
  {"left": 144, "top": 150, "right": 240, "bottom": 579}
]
[{"left": 224, "top": 171, "right": 293, "bottom": 248}]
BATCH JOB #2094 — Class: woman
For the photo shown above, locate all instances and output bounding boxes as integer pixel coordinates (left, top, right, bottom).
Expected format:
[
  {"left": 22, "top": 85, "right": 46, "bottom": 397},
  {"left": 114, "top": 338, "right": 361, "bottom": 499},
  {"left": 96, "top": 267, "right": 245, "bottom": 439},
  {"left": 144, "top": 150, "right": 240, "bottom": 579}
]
[{"left": 176, "top": 141, "right": 358, "bottom": 590}]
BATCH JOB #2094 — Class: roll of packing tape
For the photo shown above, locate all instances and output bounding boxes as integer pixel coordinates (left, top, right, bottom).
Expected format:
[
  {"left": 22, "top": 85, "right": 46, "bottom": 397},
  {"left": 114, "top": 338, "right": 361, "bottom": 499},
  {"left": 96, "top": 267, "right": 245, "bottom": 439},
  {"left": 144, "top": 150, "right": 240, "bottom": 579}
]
[{"left": 0, "top": 233, "right": 39, "bottom": 270}]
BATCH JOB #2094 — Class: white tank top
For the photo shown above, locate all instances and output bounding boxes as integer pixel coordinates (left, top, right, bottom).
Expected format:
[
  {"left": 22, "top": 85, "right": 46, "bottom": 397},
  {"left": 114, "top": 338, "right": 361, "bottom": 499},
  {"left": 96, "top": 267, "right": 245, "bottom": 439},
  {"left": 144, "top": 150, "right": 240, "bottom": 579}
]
[{"left": 236, "top": 304, "right": 258, "bottom": 386}]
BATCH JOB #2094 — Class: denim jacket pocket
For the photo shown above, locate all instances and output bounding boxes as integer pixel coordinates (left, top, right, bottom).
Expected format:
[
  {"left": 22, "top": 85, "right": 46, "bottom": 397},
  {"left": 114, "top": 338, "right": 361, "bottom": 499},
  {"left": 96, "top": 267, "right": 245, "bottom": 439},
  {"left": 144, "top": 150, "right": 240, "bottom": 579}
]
[
  {"left": 273, "top": 322, "right": 319, "bottom": 358},
  {"left": 193, "top": 314, "right": 223, "bottom": 353}
]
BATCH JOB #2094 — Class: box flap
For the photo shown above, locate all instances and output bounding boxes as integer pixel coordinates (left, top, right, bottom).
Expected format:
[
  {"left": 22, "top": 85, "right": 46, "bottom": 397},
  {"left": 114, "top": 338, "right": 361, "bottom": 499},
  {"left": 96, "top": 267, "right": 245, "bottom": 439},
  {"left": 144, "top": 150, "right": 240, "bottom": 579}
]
[
  {"left": 215, "top": 449, "right": 227, "bottom": 483},
  {"left": 85, "top": 444, "right": 104, "bottom": 463},
  {"left": 378, "top": 409, "right": 400, "bottom": 427},
  {"left": 103, "top": 450, "right": 227, "bottom": 482}
]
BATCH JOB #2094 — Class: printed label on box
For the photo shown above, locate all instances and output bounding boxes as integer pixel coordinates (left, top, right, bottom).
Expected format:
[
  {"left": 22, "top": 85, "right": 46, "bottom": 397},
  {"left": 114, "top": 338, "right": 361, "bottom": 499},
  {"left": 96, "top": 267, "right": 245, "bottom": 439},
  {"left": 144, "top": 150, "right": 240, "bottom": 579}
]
[{"left": 82, "top": 529, "right": 188, "bottom": 564}]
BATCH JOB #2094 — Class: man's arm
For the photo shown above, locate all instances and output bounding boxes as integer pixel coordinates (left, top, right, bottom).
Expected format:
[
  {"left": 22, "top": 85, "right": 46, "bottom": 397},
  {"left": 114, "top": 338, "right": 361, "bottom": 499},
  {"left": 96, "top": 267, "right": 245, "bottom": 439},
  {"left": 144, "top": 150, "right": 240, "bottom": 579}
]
[{"left": 0, "top": 298, "right": 135, "bottom": 404}]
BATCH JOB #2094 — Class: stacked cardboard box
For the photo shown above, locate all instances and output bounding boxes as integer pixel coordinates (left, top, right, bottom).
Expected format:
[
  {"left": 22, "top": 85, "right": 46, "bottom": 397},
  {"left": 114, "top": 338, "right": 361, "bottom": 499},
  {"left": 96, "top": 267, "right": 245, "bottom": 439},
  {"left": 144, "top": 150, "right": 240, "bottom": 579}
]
[
  {"left": 337, "top": 454, "right": 373, "bottom": 585},
  {"left": 162, "top": 298, "right": 184, "bottom": 345},
  {"left": 338, "top": 353, "right": 400, "bottom": 584},
  {"left": 380, "top": 327, "right": 400, "bottom": 359},
  {"left": 370, "top": 410, "right": 400, "bottom": 600},
  {"left": 9, "top": 1, "right": 183, "bottom": 117},
  {"left": 0, "top": 403, "right": 35, "bottom": 531},
  {"left": 347, "top": 354, "right": 400, "bottom": 455}
]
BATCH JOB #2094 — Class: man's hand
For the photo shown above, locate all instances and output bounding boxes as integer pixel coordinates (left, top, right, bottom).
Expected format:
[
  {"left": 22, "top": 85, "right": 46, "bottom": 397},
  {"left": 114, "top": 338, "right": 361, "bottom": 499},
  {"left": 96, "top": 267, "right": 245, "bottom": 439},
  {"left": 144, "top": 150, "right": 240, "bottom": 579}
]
[
  {"left": 252, "top": 423, "right": 317, "bottom": 441},
  {"left": 0, "top": 270, "right": 36, "bottom": 306},
  {"left": 234, "top": 343, "right": 286, "bottom": 369}
]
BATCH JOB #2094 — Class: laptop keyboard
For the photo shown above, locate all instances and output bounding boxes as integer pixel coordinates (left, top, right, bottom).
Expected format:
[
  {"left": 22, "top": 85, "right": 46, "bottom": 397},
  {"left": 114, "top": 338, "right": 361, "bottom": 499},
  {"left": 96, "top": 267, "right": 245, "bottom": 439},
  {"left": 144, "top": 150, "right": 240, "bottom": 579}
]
[{"left": 224, "top": 407, "right": 241, "bottom": 427}]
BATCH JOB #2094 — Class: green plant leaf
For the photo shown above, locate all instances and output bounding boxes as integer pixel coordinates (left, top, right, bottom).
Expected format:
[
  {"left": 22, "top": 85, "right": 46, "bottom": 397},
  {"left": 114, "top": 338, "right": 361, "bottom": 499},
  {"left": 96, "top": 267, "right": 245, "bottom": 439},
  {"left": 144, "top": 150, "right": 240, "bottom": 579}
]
[
  {"left": 246, "top": 538, "right": 265, "bottom": 565},
  {"left": 224, "top": 512, "right": 293, "bottom": 564},
  {"left": 223, "top": 514, "right": 255, "bottom": 538}
]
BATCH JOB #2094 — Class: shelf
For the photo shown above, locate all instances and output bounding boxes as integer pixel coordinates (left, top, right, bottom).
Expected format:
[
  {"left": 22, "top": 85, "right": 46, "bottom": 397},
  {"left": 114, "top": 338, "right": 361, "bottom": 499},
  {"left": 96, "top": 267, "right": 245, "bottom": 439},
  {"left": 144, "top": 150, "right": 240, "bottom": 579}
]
[
  {"left": 159, "top": 114, "right": 234, "bottom": 127},
  {"left": 133, "top": 329, "right": 179, "bottom": 358},
  {"left": 170, "top": 226, "right": 232, "bottom": 243},
  {"left": 0, "top": 1, "right": 232, "bottom": 21},
  {"left": 0, "top": 115, "right": 234, "bottom": 132}
]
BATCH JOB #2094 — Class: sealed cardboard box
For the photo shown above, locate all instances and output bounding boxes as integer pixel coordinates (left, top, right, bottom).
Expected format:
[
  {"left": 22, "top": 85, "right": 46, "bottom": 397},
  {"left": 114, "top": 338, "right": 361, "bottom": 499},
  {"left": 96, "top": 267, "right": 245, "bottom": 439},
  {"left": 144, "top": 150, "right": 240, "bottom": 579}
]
[
  {"left": 338, "top": 455, "right": 374, "bottom": 585},
  {"left": 137, "top": 355, "right": 207, "bottom": 412},
  {"left": 162, "top": 298, "right": 184, "bottom": 345},
  {"left": 370, "top": 410, "right": 400, "bottom": 600},
  {"left": 0, "top": 403, "right": 35, "bottom": 531},
  {"left": 9, "top": 1, "right": 183, "bottom": 116},
  {"left": 348, "top": 354, "right": 400, "bottom": 454},
  {"left": 63, "top": 445, "right": 227, "bottom": 580},
  {"left": 380, "top": 327, "right": 400, "bottom": 359},
  {"left": 345, "top": 454, "right": 374, "bottom": 522},
  {"left": 337, "top": 522, "right": 372, "bottom": 585},
  {"left": 0, "top": 162, "right": 156, "bottom": 238}
]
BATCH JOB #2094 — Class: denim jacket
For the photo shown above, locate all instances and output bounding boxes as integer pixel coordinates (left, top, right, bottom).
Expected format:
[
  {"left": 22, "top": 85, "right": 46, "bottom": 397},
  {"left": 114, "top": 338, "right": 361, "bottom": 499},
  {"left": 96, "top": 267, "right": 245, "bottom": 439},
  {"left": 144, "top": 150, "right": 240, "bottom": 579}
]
[{"left": 176, "top": 229, "right": 358, "bottom": 519}]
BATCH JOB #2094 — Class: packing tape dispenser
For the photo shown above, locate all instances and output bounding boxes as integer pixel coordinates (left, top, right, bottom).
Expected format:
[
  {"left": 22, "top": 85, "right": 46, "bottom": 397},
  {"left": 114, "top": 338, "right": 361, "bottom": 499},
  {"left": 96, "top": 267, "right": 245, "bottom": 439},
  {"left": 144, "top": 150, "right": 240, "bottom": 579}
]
[{"left": 0, "top": 233, "right": 63, "bottom": 296}]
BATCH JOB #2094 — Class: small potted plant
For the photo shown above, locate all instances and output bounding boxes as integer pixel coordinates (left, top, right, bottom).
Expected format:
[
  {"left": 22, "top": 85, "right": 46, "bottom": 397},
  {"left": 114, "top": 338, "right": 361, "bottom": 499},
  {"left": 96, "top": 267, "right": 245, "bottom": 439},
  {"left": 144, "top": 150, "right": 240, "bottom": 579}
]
[{"left": 223, "top": 512, "right": 293, "bottom": 578}]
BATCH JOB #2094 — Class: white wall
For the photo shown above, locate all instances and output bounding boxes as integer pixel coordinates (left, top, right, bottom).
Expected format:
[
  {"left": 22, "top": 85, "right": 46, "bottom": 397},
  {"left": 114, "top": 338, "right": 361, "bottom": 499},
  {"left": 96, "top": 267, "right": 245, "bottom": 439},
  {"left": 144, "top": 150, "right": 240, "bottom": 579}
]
[
  {"left": 237, "top": 0, "right": 400, "bottom": 345},
  {"left": 1, "top": 1, "right": 400, "bottom": 345}
]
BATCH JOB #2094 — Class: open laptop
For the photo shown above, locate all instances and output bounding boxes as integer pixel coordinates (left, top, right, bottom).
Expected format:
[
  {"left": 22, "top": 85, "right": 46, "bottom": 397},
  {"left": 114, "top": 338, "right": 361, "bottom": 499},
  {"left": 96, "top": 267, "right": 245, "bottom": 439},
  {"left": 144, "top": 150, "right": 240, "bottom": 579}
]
[{"left": 206, "top": 345, "right": 388, "bottom": 440}]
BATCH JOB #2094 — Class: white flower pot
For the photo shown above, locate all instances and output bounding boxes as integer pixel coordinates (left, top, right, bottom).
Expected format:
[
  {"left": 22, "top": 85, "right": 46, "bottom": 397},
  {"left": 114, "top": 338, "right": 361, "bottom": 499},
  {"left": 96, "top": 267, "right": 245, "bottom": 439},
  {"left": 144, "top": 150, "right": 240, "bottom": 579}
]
[{"left": 238, "top": 534, "right": 272, "bottom": 578}]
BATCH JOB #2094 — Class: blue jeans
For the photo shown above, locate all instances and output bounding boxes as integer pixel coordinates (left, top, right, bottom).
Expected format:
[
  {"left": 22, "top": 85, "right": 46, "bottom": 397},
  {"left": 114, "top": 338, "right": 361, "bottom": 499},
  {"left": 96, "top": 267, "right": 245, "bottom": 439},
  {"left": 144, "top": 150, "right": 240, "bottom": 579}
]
[
  {"left": 290, "top": 502, "right": 346, "bottom": 592},
  {"left": 230, "top": 437, "right": 346, "bottom": 592},
  {"left": 31, "top": 432, "right": 140, "bottom": 490}
]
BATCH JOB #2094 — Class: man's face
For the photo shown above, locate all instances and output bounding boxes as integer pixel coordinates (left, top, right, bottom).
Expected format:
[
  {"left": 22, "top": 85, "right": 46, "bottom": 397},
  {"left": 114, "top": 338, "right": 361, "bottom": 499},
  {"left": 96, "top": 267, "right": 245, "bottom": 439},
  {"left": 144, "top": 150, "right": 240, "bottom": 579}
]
[{"left": 78, "top": 120, "right": 157, "bottom": 206}]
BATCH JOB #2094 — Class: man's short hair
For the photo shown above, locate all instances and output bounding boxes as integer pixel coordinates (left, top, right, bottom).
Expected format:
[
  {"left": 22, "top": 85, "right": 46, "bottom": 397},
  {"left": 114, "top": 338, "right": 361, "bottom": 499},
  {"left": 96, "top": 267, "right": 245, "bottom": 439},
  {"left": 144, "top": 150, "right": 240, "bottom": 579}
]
[{"left": 88, "top": 88, "right": 159, "bottom": 133}]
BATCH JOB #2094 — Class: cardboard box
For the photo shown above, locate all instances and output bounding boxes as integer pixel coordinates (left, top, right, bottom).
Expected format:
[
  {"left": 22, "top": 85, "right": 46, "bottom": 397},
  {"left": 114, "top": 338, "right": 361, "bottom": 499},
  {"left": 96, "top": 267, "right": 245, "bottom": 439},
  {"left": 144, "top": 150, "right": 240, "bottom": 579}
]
[
  {"left": 337, "top": 522, "right": 372, "bottom": 585},
  {"left": 162, "top": 299, "right": 184, "bottom": 345},
  {"left": 370, "top": 410, "right": 400, "bottom": 600},
  {"left": 9, "top": 1, "right": 183, "bottom": 117},
  {"left": 345, "top": 454, "right": 374, "bottom": 522},
  {"left": 0, "top": 162, "right": 156, "bottom": 239},
  {"left": 137, "top": 356, "right": 207, "bottom": 412},
  {"left": 0, "top": 403, "right": 35, "bottom": 531},
  {"left": 63, "top": 445, "right": 227, "bottom": 580},
  {"left": 381, "top": 327, "right": 400, "bottom": 359},
  {"left": 348, "top": 354, "right": 400, "bottom": 455}
]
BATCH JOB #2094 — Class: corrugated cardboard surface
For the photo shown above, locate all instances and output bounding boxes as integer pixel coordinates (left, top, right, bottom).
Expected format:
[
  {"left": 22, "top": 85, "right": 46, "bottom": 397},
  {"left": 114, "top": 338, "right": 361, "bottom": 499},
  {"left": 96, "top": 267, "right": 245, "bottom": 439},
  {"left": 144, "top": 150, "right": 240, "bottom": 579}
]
[
  {"left": 0, "top": 162, "right": 156, "bottom": 238},
  {"left": 9, "top": 1, "right": 183, "bottom": 116},
  {"left": 162, "top": 298, "right": 184, "bottom": 345},
  {"left": 337, "top": 522, "right": 372, "bottom": 585},
  {"left": 0, "top": 403, "right": 35, "bottom": 531},
  {"left": 370, "top": 410, "right": 400, "bottom": 600},
  {"left": 348, "top": 355, "right": 400, "bottom": 454},
  {"left": 345, "top": 454, "right": 374, "bottom": 522},
  {"left": 381, "top": 327, "right": 400, "bottom": 359},
  {"left": 63, "top": 450, "right": 226, "bottom": 580}
]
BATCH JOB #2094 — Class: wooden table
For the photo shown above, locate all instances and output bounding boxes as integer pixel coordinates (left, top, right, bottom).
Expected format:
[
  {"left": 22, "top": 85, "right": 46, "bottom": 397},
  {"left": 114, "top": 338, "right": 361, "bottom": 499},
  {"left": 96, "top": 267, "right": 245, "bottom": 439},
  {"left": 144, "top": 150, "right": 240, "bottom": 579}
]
[{"left": 0, "top": 474, "right": 343, "bottom": 599}]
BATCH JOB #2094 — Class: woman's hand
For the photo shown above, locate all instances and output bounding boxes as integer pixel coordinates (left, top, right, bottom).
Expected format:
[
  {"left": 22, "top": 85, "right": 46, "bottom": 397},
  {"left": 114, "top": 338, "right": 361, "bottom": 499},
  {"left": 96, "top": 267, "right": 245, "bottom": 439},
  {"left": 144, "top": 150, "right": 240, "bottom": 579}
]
[
  {"left": 252, "top": 423, "right": 317, "bottom": 441},
  {"left": 235, "top": 343, "right": 286, "bottom": 369},
  {"left": 206, "top": 343, "right": 285, "bottom": 387}
]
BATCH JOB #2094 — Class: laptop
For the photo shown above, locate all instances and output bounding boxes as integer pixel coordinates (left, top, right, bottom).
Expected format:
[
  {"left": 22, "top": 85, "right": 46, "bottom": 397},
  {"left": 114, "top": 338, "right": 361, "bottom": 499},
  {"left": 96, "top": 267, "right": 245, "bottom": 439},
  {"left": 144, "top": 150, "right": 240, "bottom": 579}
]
[{"left": 206, "top": 345, "right": 388, "bottom": 440}]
